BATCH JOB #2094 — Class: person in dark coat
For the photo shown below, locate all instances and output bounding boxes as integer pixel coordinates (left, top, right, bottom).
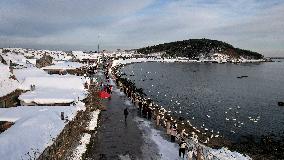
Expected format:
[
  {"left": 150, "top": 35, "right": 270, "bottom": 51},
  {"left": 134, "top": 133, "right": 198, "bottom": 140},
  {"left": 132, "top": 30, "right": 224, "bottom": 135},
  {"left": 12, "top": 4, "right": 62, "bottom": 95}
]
[
  {"left": 107, "top": 86, "right": 112, "bottom": 94},
  {"left": 124, "top": 107, "right": 129, "bottom": 122},
  {"left": 138, "top": 100, "right": 142, "bottom": 116},
  {"left": 148, "top": 108, "right": 152, "bottom": 120},
  {"left": 170, "top": 125, "right": 177, "bottom": 142},
  {"left": 142, "top": 103, "right": 148, "bottom": 118},
  {"left": 179, "top": 139, "right": 187, "bottom": 158}
]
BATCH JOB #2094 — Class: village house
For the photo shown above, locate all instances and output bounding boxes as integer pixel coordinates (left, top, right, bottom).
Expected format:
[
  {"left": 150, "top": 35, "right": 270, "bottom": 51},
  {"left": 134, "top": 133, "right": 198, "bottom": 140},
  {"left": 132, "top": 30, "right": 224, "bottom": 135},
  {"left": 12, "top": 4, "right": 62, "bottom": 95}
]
[
  {"left": 18, "top": 76, "right": 87, "bottom": 106},
  {"left": 0, "top": 90, "right": 22, "bottom": 108},
  {"left": 0, "top": 63, "right": 20, "bottom": 108},
  {"left": 42, "top": 61, "right": 86, "bottom": 75},
  {"left": 0, "top": 121, "right": 14, "bottom": 133}
]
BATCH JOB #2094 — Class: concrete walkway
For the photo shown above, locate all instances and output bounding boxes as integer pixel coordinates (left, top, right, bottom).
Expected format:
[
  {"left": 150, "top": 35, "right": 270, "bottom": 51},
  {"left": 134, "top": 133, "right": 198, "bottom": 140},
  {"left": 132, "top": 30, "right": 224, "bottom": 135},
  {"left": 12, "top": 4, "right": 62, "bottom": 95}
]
[{"left": 85, "top": 84, "right": 156, "bottom": 160}]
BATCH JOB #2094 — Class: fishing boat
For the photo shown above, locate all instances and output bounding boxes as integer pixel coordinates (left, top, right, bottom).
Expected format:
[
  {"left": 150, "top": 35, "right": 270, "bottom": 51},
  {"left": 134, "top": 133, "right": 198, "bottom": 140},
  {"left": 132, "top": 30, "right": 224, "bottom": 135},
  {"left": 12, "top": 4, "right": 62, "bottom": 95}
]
[{"left": 278, "top": 102, "right": 284, "bottom": 106}]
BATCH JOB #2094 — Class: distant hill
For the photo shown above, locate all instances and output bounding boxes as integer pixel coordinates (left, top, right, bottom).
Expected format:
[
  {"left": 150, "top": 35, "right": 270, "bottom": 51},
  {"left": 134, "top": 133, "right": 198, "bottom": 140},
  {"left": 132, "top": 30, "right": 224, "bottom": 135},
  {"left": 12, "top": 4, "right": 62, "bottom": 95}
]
[{"left": 137, "top": 39, "right": 263, "bottom": 59}]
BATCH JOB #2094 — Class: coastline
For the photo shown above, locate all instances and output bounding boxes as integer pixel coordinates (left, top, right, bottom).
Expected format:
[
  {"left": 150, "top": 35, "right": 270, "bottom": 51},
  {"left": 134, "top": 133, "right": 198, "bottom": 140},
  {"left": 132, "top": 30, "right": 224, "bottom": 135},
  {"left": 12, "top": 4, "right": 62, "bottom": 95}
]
[
  {"left": 109, "top": 59, "right": 252, "bottom": 159},
  {"left": 111, "top": 57, "right": 266, "bottom": 70}
]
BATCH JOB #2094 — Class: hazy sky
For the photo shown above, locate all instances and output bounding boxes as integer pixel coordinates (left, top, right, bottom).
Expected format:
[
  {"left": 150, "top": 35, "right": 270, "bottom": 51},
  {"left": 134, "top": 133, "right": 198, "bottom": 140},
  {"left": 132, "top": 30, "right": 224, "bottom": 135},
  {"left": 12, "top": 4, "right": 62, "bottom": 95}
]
[{"left": 0, "top": 0, "right": 283, "bottom": 56}]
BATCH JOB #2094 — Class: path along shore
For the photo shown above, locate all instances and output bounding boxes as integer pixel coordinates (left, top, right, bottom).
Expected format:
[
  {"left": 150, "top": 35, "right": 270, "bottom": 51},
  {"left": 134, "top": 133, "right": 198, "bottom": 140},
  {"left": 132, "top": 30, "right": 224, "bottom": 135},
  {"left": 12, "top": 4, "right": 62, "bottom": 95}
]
[{"left": 84, "top": 72, "right": 163, "bottom": 160}]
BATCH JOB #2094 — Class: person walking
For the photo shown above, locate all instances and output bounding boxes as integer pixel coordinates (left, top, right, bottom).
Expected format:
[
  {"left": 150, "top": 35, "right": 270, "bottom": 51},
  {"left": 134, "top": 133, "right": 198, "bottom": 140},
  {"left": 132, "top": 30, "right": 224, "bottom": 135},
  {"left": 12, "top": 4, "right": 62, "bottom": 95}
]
[
  {"left": 187, "top": 145, "right": 193, "bottom": 160},
  {"left": 147, "top": 108, "right": 152, "bottom": 120},
  {"left": 196, "top": 146, "right": 203, "bottom": 160},
  {"left": 138, "top": 100, "right": 142, "bottom": 116},
  {"left": 156, "top": 114, "right": 161, "bottom": 126},
  {"left": 109, "top": 85, "right": 113, "bottom": 94},
  {"left": 179, "top": 139, "right": 187, "bottom": 158},
  {"left": 170, "top": 125, "right": 177, "bottom": 142},
  {"left": 124, "top": 107, "right": 129, "bottom": 122},
  {"left": 166, "top": 120, "right": 171, "bottom": 135},
  {"left": 181, "top": 129, "right": 188, "bottom": 140}
]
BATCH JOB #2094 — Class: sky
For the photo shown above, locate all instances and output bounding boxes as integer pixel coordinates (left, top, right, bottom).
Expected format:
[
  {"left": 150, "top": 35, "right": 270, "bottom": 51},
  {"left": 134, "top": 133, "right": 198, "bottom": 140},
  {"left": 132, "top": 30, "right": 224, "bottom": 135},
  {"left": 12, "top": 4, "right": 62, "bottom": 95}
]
[{"left": 0, "top": 0, "right": 283, "bottom": 56}]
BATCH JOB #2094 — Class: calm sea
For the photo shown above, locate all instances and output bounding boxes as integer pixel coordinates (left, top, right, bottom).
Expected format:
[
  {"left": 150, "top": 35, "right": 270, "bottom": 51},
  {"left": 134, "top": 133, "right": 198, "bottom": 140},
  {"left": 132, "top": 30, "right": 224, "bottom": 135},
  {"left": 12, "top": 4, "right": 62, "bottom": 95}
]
[{"left": 120, "top": 60, "right": 284, "bottom": 141}]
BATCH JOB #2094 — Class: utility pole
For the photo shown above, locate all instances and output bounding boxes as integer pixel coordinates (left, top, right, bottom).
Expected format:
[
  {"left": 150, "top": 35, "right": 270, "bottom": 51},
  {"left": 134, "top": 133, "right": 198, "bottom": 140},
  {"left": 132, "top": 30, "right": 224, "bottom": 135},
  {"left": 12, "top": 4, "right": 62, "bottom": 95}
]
[
  {"left": 97, "top": 43, "right": 100, "bottom": 54},
  {"left": 97, "top": 35, "right": 100, "bottom": 53}
]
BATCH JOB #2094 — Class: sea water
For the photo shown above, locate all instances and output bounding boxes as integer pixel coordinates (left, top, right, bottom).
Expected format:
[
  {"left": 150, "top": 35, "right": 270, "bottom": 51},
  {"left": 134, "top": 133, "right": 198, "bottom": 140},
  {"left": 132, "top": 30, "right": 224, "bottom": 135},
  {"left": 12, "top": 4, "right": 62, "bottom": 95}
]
[{"left": 120, "top": 60, "right": 284, "bottom": 141}]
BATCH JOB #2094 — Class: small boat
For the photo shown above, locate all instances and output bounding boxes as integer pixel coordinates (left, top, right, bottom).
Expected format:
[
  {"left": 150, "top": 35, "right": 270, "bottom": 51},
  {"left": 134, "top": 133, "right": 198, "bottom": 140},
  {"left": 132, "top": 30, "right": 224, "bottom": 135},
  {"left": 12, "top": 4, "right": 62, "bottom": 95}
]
[
  {"left": 237, "top": 75, "right": 248, "bottom": 79},
  {"left": 278, "top": 102, "right": 284, "bottom": 106}
]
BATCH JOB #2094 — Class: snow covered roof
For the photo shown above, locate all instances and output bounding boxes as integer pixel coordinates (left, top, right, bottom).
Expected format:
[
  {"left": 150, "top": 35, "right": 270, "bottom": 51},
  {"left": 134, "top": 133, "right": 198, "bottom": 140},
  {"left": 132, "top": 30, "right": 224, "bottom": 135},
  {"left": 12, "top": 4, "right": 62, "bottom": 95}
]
[
  {"left": 72, "top": 51, "right": 100, "bottom": 61},
  {"left": 18, "top": 76, "right": 87, "bottom": 104},
  {"left": 0, "top": 52, "right": 27, "bottom": 66},
  {"left": 0, "top": 104, "right": 85, "bottom": 159},
  {"left": 13, "top": 67, "right": 49, "bottom": 83},
  {"left": 42, "top": 61, "right": 85, "bottom": 70},
  {"left": 19, "top": 88, "right": 85, "bottom": 104},
  {"left": 19, "top": 76, "right": 85, "bottom": 90},
  {"left": 0, "top": 63, "right": 20, "bottom": 97}
]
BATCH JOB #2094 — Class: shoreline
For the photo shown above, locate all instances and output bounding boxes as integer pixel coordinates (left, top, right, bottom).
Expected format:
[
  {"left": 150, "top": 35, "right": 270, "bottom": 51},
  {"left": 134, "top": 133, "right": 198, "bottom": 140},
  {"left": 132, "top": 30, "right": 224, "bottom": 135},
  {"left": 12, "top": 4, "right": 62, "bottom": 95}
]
[
  {"left": 109, "top": 61, "right": 251, "bottom": 159},
  {"left": 111, "top": 57, "right": 267, "bottom": 69},
  {"left": 109, "top": 58, "right": 283, "bottom": 159}
]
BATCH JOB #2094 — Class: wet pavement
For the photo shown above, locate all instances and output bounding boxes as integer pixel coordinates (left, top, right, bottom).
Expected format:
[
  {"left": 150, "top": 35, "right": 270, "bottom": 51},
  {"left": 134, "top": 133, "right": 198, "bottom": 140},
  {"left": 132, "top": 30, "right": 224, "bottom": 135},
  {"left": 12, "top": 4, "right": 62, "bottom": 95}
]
[{"left": 85, "top": 86, "right": 159, "bottom": 160}]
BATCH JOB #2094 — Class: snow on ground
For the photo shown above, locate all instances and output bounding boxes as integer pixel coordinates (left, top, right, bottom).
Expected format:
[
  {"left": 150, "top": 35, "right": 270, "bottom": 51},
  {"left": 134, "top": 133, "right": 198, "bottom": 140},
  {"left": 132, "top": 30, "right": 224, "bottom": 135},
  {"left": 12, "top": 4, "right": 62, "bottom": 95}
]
[
  {"left": 111, "top": 57, "right": 265, "bottom": 69},
  {"left": 136, "top": 117, "right": 251, "bottom": 160},
  {"left": 0, "top": 103, "right": 85, "bottom": 160},
  {"left": 1, "top": 48, "right": 73, "bottom": 62},
  {"left": 70, "top": 133, "right": 91, "bottom": 160},
  {"left": 136, "top": 117, "right": 180, "bottom": 160},
  {"left": 119, "top": 154, "right": 132, "bottom": 160},
  {"left": 70, "top": 110, "right": 100, "bottom": 160},
  {"left": 42, "top": 61, "right": 85, "bottom": 70},
  {"left": 87, "top": 110, "right": 100, "bottom": 131},
  {"left": 111, "top": 58, "right": 195, "bottom": 69},
  {"left": 124, "top": 99, "right": 132, "bottom": 106},
  {"left": 0, "top": 63, "right": 20, "bottom": 97},
  {"left": 210, "top": 147, "right": 251, "bottom": 160}
]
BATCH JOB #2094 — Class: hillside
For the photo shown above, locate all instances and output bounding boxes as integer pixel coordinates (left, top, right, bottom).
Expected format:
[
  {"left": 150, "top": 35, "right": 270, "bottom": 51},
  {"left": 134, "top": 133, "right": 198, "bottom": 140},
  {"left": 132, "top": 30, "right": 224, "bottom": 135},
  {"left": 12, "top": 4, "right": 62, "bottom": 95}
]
[{"left": 137, "top": 39, "right": 263, "bottom": 59}]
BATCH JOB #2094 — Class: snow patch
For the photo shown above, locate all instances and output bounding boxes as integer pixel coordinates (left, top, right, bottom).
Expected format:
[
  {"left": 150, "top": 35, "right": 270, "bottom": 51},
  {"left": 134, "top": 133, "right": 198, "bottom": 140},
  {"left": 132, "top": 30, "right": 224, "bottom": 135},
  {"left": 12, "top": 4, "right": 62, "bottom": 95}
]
[
  {"left": 124, "top": 99, "right": 133, "bottom": 106},
  {"left": 136, "top": 117, "right": 180, "bottom": 160},
  {"left": 87, "top": 110, "right": 100, "bottom": 131},
  {"left": 0, "top": 105, "right": 84, "bottom": 160},
  {"left": 70, "top": 133, "right": 91, "bottom": 160},
  {"left": 119, "top": 154, "right": 131, "bottom": 160},
  {"left": 135, "top": 117, "right": 251, "bottom": 160}
]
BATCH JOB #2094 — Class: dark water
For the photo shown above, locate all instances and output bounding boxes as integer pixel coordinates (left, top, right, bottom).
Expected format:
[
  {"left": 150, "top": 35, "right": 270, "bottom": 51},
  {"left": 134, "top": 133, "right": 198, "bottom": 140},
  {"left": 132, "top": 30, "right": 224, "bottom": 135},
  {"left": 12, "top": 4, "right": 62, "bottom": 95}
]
[{"left": 120, "top": 60, "right": 284, "bottom": 141}]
